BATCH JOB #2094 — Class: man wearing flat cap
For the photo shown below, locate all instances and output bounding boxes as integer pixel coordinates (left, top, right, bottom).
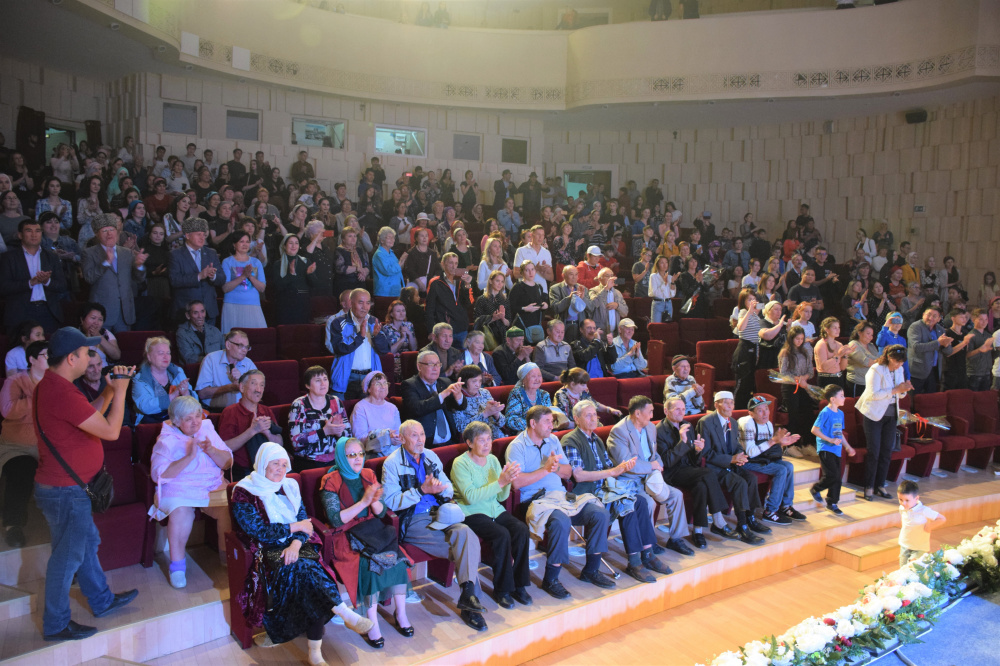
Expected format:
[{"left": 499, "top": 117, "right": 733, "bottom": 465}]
[
  {"left": 80, "top": 214, "right": 148, "bottom": 332},
  {"left": 168, "top": 217, "right": 226, "bottom": 325},
  {"left": 491, "top": 327, "right": 534, "bottom": 386},
  {"left": 694, "top": 391, "right": 771, "bottom": 545}
]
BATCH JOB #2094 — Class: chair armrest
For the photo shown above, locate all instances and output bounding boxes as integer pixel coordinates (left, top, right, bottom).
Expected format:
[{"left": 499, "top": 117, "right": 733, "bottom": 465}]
[
  {"left": 693, "top": 362, "right": 715, "bottom": 397},
  {"left": 135, "top": 462, "right": 156, "bottom": 506},
  {"left": 949, "top": 415, "right": 969, "bottom": 436},
  {"left": 975, "top": 413, "right": 997, "bottom": 435},
  {"left": 308, "top": 517, "right": 337, "bottom": 569}
]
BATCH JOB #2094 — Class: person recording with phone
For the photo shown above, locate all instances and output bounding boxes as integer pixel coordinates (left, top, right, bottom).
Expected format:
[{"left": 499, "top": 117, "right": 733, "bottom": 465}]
[{"left": 33, "top": 327, "right": 139, "bottom": 641}]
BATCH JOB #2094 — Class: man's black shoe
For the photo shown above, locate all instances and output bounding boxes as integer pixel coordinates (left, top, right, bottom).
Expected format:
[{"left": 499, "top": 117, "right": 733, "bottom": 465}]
[
  {"left": 737, "top": 525, "right": 765, "bottom": 545},
  {"left": 460, "top": 610, "right": 487, "bottom": 632},
  {"left": 579, "top": 569, "right": 616, "bottom": 589},
  {"left": 4, "top": 526, "right": 26, "bottom": 548},
  {"left": 44, "top": 620, "right": 98, "bottom": 641},
  {"left": 511, "top": 587, "right": 534, "bottom": 606},
  {"left": 541, "top": 578, "right": 571, "bottom": 600},
  {"left": 624, "top": 564, "right": 655, "bottom": 583},
  {"left": 747, "top": 516, "right": 772, "bottom": 534},
  {"left": 710, "top": 524, "right": 740, "bottom": 540},
  {"left": 494, "top": 593, "right": 515, "bottom": 610},
  {"left": 665, "top": 538, "right": 695, "bottom": 556},
  {"left": 93, "top": 589, "right": 138, "bottom": 618},
  {"left": 456, "top": 583, "right": 485, "bottom": 613},
  {"left": 691, "top": 532, "right": 708, "bottom": 549}
]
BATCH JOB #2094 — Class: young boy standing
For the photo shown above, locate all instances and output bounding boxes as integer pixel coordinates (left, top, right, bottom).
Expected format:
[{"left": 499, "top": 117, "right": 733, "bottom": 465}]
[
  {"left": 810, "top": 384, "right": 856, "bottom": 515},
  {"left": 897, "top": 480, "right": 946, "bottom": 566}
]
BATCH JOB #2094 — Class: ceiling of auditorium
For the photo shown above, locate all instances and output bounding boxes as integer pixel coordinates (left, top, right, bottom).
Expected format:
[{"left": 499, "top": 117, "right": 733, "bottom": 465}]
[{"left": 4, "top": 0, "right": 999, "bottom": 131}]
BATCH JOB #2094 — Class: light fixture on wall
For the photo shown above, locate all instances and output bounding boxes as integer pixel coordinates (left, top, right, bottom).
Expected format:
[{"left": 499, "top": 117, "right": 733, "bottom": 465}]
[
  {"left": 766, "top": 98, "right": 775, "bottom": 103},
  {"left": 51, "top": 0, "right": 63, "bottom": 5},
  {"left": 156, "top": 45, "right": 166, "bottom": 53},
  {"left": 238, "top": 78, "right": 247, "bottom": 83},
  {"left": 184, "top": 64, "right": 193, "bottom": 71},
  {"left": 892, "top": 91, "right": 901, "bottom": 97},
  {"left": 109, "top": 22, "right": 120, "bottom": 30},
  {"left": 602, "top": 104, "right": 608, "bottom": 109}
]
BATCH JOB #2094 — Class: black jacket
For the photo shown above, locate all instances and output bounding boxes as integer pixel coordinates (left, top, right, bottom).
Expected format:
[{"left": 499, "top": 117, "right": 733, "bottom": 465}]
[
  {"left": 0, "top": 245, "right": 67, "bottom": 329},
  {"left": 425, "top": 273, "right": 474, "bottom": 334},
  {"left": 570, "top": 337, "right": 617, "bottom": 377},
  {"left": 399, "top": 376, "right": 463, "bottom": 449}
]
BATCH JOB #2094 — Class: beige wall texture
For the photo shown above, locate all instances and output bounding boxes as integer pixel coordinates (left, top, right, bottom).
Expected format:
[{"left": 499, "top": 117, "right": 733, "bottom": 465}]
[{"left": 544, "top": 96, "right": 1000, "bottom": 288}]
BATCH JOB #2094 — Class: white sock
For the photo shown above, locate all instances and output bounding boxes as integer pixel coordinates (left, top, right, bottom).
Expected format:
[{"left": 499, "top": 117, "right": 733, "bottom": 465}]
[
  {"left": 308, "top": 639, "right": 326, "bottom": 665},
  {"left": 712, "top": 512, "right": 727, "bottom": 529},
  {"left": 693, "top": 526, "right": 703, "bottom": 534},
  {"left": 333, "top": 602, "right": 373, "bottom": 634}
]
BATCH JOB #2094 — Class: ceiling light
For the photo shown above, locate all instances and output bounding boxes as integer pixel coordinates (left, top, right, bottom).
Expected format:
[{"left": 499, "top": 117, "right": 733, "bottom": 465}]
[{"left": 109, "top": 22, "right": 120, "bottom": 30}]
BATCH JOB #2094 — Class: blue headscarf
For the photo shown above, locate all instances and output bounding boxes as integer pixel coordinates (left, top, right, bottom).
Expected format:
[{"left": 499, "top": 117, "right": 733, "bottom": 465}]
[{"left": 333, "top": 436, "right": 360, "bottom": 480}]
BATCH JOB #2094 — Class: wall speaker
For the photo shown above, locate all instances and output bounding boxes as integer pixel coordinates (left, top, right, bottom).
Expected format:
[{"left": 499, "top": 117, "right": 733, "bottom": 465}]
[{"left": 905, "top": 110, "right": 928, "bottom": 124}]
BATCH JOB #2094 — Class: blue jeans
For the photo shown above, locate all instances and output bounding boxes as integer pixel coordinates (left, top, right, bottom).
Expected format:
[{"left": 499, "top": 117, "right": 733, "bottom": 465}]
[
  {"left": 742, "top": 459, "right": 795, "bottom": 513},
  {"left": 652, "top": 300, "right": 673, "bottom": 323},
  {"left": 34, "top": 483, "right": 114, "bottom": 635},
  {"left": 453, "top": 330, "right": 468, "bottom": 348}
]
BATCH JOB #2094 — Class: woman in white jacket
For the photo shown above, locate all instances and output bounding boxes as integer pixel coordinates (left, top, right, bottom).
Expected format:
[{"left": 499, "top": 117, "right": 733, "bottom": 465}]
[
  {"left": 855, "top": 228, "right": 877, "bottom": 264},
  {"left": 855, "top": 345, "right": 913, "bottom": 502},
  {"left": 649, "top": 256, "right": 677, "bottom": 323}
]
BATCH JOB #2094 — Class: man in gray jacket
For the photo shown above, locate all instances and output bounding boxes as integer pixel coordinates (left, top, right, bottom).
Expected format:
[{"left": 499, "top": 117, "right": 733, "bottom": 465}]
[
  {"left": 80, "top": 214, "right": 147, "bottom": 332},
  {"left": 606, "top": 396, "right": 693, "bottom": 556},
  {"left": 906, "top": 307, "right": 954, "bottom": 394},
  {"left": 548, "top": 265, "right": 592, "bottom": 342},
  {"left": 532, "top": 319, "right": 576, "bottom": 382}
]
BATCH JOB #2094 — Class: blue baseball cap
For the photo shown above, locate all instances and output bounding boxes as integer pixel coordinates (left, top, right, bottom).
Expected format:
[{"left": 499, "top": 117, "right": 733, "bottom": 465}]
[{"left": 49, "top": 327, "right": 102, "bottom": 358}]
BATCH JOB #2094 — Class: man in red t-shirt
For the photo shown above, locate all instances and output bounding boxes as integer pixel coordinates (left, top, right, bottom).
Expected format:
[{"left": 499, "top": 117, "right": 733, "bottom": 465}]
[
  {"left": 34, "top": 327, "right": 139, "bottom": 641},
  {"left": 218, "top": 369, "right": 282, "bottom": 480}
]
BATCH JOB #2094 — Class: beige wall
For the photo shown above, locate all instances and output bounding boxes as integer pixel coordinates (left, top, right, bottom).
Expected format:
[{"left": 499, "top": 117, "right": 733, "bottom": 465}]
[
  {"left": 544, "top": 96, "right": 1000, "bottom": 288},
  {"left": 0, "top": 57, "right": 102, "bottom": 136}
]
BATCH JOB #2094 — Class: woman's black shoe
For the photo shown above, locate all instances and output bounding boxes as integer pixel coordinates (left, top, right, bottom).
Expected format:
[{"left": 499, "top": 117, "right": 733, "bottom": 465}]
[
  {"left": 392, "top": 614, "right": 414, "bottom": 638},
  {"left": 362, "top": 634, "right": 385, "bottom": 649},
  {"left": 874, "top": 488, "right": 892, "bottom": 499}
]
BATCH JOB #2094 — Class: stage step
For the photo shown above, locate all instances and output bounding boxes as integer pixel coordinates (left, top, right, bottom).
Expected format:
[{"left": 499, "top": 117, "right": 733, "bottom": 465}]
[
  {"left": 791, "top": 483, "right": 859, "bottom": 513},
  {"left": 81, "top": 657, "right": 146, "bottom": 666},
  {"left": 0, "top": 584, "right": 33, "bottom": 621},
  {"left": 0, "top": 549, "right": 231, "bottom": 666},
  {"left": 0, "top": 543, "right": 51, "bottom": 587},
  {"left": 825, "top": 527, "right": 900, "bottom": 571},
  {"left": 788, "top": 457, "right": 822, "bottom": 486}
]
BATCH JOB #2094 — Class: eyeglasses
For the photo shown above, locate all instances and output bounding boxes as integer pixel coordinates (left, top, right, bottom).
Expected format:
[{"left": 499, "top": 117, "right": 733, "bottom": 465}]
[
  {"left": 418, "top": 361, "right": 441, "bottom": 367},
  {"left": 345, "top": 451, "right": 365, "bottom": 459},
  {"left": 228, "top": 341, "right": 252, "bottom": 351}
]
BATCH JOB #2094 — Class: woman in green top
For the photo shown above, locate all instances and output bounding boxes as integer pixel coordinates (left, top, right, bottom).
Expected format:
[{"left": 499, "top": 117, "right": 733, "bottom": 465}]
[
  {"left": 450, "top": 422, "right": 533, "bottom": 610},
  {"left": 321, "top": 438, "right": 413, "bottom": 650}
]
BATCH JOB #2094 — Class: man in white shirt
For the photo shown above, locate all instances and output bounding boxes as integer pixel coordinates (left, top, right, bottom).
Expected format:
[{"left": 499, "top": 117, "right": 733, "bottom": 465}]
[
  {"left": 513, "top": 225, "right": 554, "bottom": 293},
  {"left": 180, "top": 143, "right": 198, "bottom": 177}
]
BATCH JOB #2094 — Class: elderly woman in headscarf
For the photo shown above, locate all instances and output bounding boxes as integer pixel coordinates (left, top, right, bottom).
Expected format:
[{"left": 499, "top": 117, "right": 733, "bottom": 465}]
[
  {"left": 148, "top": 396, "right": 232, "bottom": 588},
  {"left": 503, "top": 362, "right": 551, "bottom": 434},
  {"left": 231, "top": 442, "right": 374, "bottom": 663},
  {"left": 320, "top": 437, "right": 413, "bottom": 650},
  {"left": 269, "top": 233, "right": 316, "bottom": 325},
  {"left": 105, "top": 166, "right": 131, "bottom": 204}
]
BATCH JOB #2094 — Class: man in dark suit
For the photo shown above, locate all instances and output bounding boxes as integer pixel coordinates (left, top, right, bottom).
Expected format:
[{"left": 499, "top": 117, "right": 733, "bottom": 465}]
[
  {"left": 694, "top": 391, "right": 770, "bottom": 545},
  {"left": 0, "top": 218, "right": 68, "bottom": 333},
  {"left": 168, "top": 218, "right": 226, "bottom": 325},
  {"left": 80, "top": 214, "right": 147, "bottom": 332},
  {"left": 400, "top": 350, "right": 465, "bottom": 449},
  {"left": 493, "top": 169, "right": 516, "bottom": 210}
]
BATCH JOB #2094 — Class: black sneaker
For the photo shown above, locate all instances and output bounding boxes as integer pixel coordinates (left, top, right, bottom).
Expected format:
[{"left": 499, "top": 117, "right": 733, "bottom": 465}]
[
  {"left": 4, "top": 526, "right": 26, "bottom": 548},
  {"left": 827, "top": 503, "right": 844, "bottom": 516},
  {"left": 540, "top": 578, "right": 571, "bottom": 600},
  {"left": 761, "top": 510, "right": 793, "bottom": 526},
  {"left": 810, "top": 488, "right": 823, "bottom": 504},
  {"left": 781, "top": 505, "right": 808, "bottom": 521},
  {"left": 579, "top": 569, "right": 617, "bottom": 589}
]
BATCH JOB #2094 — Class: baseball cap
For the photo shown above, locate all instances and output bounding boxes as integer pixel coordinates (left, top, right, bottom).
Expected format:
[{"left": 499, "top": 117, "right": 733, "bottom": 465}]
[
  {"left": 586, "top": 245, "right": 603, "bottom": 256},
  {"left": 428, "top": 503, "right": 465, "bottom": 530},
  {"left": 619, "top": 318, "right": 636, "bottom": 329},
  {"left": 747, "top": 396, "right": 772, "bottom": 410},
  {"left": 49, "top": 327, "right": 102, "bottom": 358}
]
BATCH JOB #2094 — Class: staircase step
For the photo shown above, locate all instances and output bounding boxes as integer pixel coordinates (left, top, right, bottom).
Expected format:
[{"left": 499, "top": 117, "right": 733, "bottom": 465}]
[
  {"left": 0, "top": 544, "right": 50, "bottom": 587},
  {"left": 0, "top": 584, "right": 34, "bottom": 621},
  {"left": 788, "top": 457, "right": 822, "bottom": 485},
  {"left": 81, "top": 658, "right": 147, "bottom": 666},
  {"left": 791, "top": 485, "right": 858, "bottom": 513},
  {"left": 825, "top": 526, "right": 900, "bottom": 571}
]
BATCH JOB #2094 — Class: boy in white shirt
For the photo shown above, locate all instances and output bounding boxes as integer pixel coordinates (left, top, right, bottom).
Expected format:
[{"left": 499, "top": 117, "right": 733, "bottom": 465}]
[{"left": 897, "top": 480, "right": 946, "bottom": 567}]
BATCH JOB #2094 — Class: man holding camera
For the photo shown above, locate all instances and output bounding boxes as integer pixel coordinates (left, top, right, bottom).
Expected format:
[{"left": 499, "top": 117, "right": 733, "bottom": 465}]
[{"left": 34, "top": 327, "right": 139, "bottom": 641}]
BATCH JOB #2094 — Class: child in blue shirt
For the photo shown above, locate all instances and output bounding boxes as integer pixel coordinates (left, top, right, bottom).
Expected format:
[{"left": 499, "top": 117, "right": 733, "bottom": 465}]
[{"left": 809, "top": 384, "right": 856, "bottom": 515}]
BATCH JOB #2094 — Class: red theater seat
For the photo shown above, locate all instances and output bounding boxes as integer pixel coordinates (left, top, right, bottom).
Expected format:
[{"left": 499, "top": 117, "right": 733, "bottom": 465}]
[
  {"left": 948, "top": 389, "right": 1000, "bottom": 469},
  {"left": 242, "top": 327, "right": 278, "bottom": 362},
  {"left": 299, "top": 355, "right": 334, "bottom": 377},
  {"left": 257, "top": 360, "right": 301, "bottom": 406},
  {"left": 694, "top": 339, "right": 739, "bottom": 397},
  {"left": 93, "top": 427, "right": 155, "bottom": 570},
  {"left": 277, "top": 324, "right": 327, "bottom": 360},
  {"left": 913, "top": 392, "right": 975, "bottom": 472},
  {"left": 116, "top": 330, "right": 166, "bottom": 366}
]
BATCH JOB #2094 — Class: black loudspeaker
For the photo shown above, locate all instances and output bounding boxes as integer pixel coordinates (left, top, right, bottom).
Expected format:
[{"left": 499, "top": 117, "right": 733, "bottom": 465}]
[{"left": 905, "top": 110, "right": 928, "bottom": 124}]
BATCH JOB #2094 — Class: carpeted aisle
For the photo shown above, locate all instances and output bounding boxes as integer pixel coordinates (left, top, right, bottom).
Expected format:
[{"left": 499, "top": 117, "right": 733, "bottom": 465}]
[{"left": 893, "top": 590, "right": 1000, "bottom": 665}]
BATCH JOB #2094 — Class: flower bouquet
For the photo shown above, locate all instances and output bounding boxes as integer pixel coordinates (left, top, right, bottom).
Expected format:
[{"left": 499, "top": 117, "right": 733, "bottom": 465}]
[
  {"left": 897, "top": 410, "right": 951, "bottom": 433},
  {"left": 767, "top": 371, "right": 824, "bottom": 402}
]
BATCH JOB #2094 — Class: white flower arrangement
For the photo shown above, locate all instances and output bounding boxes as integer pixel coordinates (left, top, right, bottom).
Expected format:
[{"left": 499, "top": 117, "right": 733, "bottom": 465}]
[{"left": 700, "top": 518, "right": 1000, "bottom": 665}]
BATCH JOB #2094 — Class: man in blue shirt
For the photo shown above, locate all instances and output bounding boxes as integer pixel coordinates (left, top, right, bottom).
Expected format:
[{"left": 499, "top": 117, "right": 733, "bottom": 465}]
[{"left": 506, "top": 405, "right": 614, "bottom": 599}]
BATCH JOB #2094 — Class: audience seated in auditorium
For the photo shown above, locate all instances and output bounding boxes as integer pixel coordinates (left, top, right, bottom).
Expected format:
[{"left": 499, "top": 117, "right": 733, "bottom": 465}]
[
  {"left": 553, "top": 367, "right": 620, "bottom": 430},
  {"left": 320, "top": 437, "right": 413, "bottom": 649},
  {"left": 148, "top": 395, "right": 232, "bottom": 587},
  {"left": 400, "top": 350, "right": 464, "bottom": 449},
  {"left": 287, "top": 366, "right": 351, "bottom": 472},
  {"left": 81, "top": 214, "right": 147, "bottom": 332},
  {"left": 533, "top": 319, "right": 575, "bottom": 382},
  {"left": 381, "top": 420, "right": 487, "bottom": 631},
  {"left": 562, "top": 399, "right": 673, "bottom": 583},
  {"left": 491, "top": 327, "right": 533, "bottom": 386},
  {"left": 219, "top": 369, "right": 282, "bottom": 480},
  {"left": 231, "top": 442, "right": 375, "bottom": 662},
  {"left": 461, "top": 331, "right": 499, "bottom": 386},
  {"left": 664, "top": 355, "right": 706, "bottom": 416},
  {"left": 504, "top": 363, "right": 552, "bottom": 435},
  {"left": 451, "top": 365, "right": 506, "bottom": 439},
  {"left": 736, "top": 396, "right": 805, "bottom": 526},
  {"left": 195, "top": 329, "right": 258, "bottom": 411},
  {"left": 79, "top": 301, "right": 121, "bottom": 367},
  {"left": 175, "top": 300, "right": 224, "bottom": 365},
  {"left": 425, "top": 252, "right": 474, "bottom": 344},
  {"left": 4, "top": 319, "right": 44, "bottom": 376},
  {"left": 570, "top": 319, "right": 617, "bottom": 379},
  {"left": 420, "top": 323, "right": 465, "bottom": 381},
  {"left": 131, "top": 336, "right": 190, "bottom": 424},
  {"left": 610, "top": 319, "right": 647, "bottom": 378},
  {"left": 548, "top": 265, "right": 590, "bottom": 343},
  {"left": 506, "top": 405, "right": 615, "bottom": 598},
  {"left": 0, "top": 340, "right": 47, "bottom": 547}
]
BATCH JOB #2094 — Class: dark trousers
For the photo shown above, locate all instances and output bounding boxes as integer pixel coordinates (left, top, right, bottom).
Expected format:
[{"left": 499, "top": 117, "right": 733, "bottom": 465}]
[
  {"left": 732, "top": 340, "right": 758, "bottom": 411},
  {"left": 911, "top": 371, "right": 938, "bottom": 395},
  {"left": 847, "top": 381, "right": 866, "bottom": 399},
  {"left": 713, "top": 466, "right": 760, "bottom": 516},
  {"left": 663, "top": 466, "right": 728, "bottom": 526},
  {"left": 812, "top": 451, "right": 842, "bottom": 504},
  {"left": 615, "top": 371, "right": 645, "bottom": 379},
  {"left": 25, "top": 301, "right": 61, "bottom": 335},
  {"left": 2, "top": 455, "right": 37, "bottom": 527},
  {"left": 969, "top": 375, "right": 992, "bottom": 392},
  {"left": 818, "top": 373, "right": 845, "bottom": 391},
  {"left": 942, "top": 370, "right": 967, "bottom": 392},
  {"left": 782, "top": 384, "right": 817, "bottom": 444},
  {"left": 619, "top": 496, "right": 656, "bottom": 554},
  {"left": 862, "top": 412, "right": 897, "bottom": 491},
  {"left": 538, "top": 503, "right": 610, "bottom": 567},
  {"left": 463, "top": 511, "right": 531, "bottom": 595}
]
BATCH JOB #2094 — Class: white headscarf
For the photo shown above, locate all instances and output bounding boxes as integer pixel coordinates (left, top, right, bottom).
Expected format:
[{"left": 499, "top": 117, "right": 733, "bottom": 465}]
[{"left": 235, "top": 442, "right": 302, "bottom": 527}]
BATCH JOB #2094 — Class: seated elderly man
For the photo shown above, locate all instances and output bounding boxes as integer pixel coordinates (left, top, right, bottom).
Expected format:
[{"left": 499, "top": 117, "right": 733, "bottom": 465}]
[
  {"left": 218, "top": 369, "right": 283, "bottom": 480},
  {"left": 570, "top": 319, "right": 618, "bottom": 379},
  {"left": 506, "top": 405, "right": 615, "bottom": 599},
  {"left": 175, "top": 300, "right": 224, "bottom": 365},
  {"left": 664, "top": 355, "right": 706, "bottom": 415},
  {"left": 489, "top": 327, "right": 534, "bottom": 386},
  {"left": 195, "top": 329, "right": 258, "bottom": 412},
  {"left": 736, "top": 396, "right": 805, "bottom": 526},
  {"left": 420, "top": 323, "right": 465, "bottom": 382},
  {"left": 400, "top": 350, "right": 465, "bottom": 449},
  {"left": 532, "top": 319, "right": 575, "bottom": 382},
  {"left": 607, "top": 396, "right": 694, "bottom": 557},
  {"left": 381, "top": 420, "right": 487, "bottom": 631},
  {"left": 655, "top": 396, "right": 731, "bottom": 549},
  {"left": 695, "top": 391, "right": 771, "bottom": 545},
  {"left": 610, "top": 319, "right": 647, "bottom": 379},
  {"left": 561, "top": 400, "right": 672, "bottom": 583}
]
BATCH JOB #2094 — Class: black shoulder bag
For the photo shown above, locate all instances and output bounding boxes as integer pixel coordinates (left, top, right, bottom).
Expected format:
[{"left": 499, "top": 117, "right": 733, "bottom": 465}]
[{"left": 34, "top": 401, "right": 115, "bottom": 513}]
